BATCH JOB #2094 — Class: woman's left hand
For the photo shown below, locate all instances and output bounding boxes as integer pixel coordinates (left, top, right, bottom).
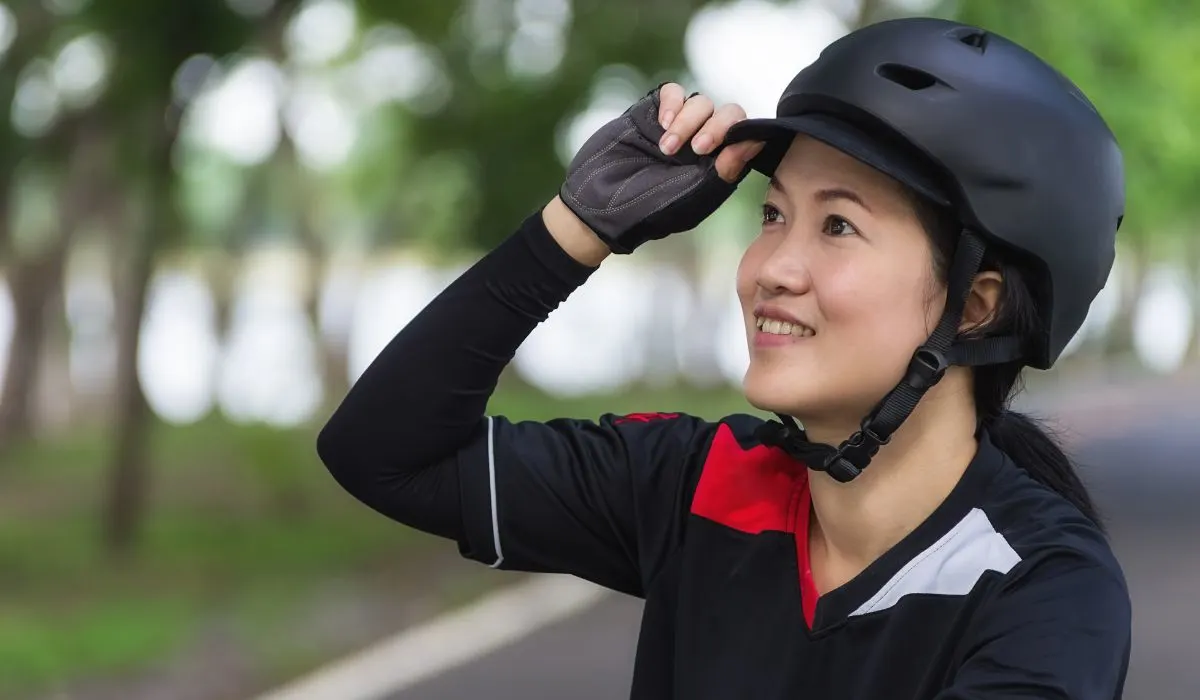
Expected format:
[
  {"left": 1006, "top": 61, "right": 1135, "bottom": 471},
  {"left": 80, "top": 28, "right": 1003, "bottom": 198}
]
[
  {"left": 655, "top": 83, "right": 765, "bottom": 183},
  {"left": 557, "top": 84, "right": 765, "bottom": 255}
]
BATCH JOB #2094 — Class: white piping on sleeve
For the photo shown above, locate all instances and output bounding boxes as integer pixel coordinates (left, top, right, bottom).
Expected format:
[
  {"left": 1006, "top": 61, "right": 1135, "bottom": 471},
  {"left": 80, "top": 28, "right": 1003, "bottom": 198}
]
[{"left": 486, "top": 416, "right": 504, "bottom": 568}]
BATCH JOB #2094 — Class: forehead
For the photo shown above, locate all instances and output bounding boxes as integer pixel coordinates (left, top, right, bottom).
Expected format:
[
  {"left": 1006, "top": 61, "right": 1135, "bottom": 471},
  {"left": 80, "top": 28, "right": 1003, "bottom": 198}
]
[{"left": 771, "top": 135, "right": 913, "bottom": 212}]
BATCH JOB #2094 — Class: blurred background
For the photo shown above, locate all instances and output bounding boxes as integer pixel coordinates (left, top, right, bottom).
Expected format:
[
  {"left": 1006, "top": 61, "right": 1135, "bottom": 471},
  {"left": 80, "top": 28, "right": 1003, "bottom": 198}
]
[{"left": 0, "top": 0, "right": 1198, "bottom": 698}]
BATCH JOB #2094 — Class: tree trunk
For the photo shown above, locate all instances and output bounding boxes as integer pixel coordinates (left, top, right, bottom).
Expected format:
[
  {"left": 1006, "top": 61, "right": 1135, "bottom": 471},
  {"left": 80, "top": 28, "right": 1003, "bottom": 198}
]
[
  {"left": 319, "top": 321, "right": 351, "bottom": 402},
  {"left": 258, "top": 5, "right": 347, "bottom": 404},
  {"left": 0, "top": 238, "right": 68, "bottom": 445},
  {"left": 103, "top": 118, "right": 176, "bottom": 558},
  {"left": 279, "top": 137, "right": 345, "bottom": 404},
  {"left": 301, "top": 237, "right": 343, "bottom": 403},
  {"left": 1184, "top": 234, "right": 1200, "bottom": 365},
  {"left": 1103, "top": 239, "right": 1150, "bottom": 362},
  {"left": 0, "top": 117, "right": 105, "bottom": 445},
  {"left": 38, "top": 265, "right": 74, "bottom": 432},
  {"left": 209, "top": 168, "right": 262, "bottom": 408},
  {"left": 103, "top": 216, "right": 156, "bottom": 556}
]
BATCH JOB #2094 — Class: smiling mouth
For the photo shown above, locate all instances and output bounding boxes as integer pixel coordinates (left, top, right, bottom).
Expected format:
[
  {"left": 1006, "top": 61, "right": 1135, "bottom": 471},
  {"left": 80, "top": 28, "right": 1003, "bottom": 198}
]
[{"left": 755, "top": 315, "right": 815, "bottom": 338}]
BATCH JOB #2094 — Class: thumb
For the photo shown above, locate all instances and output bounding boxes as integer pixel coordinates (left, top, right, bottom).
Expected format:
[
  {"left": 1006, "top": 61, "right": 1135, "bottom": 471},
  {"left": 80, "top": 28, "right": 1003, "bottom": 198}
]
[{"left": 715, "top": 140, "right": 766, "bottom": 183}]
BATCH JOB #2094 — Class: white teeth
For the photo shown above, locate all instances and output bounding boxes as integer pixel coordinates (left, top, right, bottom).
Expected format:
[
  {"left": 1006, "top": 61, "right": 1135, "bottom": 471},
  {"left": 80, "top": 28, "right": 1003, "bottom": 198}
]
[{"left": 755, "top": 316, "right": 814, "bottom": 337}]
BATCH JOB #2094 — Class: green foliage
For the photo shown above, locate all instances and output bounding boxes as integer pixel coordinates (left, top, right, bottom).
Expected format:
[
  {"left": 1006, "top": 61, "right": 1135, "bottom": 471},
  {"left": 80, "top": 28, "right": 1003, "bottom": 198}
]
[
  {"left": 360, "top": 0, "right": 710, "bottom": 250},
  {"left": 80, "top": 0, "right": 263, "bottom": 104},
  {"left": 175, "top": 145, "right": 250, "bottom": 243},
  {"left": 7, "top": 0, "right": 1200, "bottom": 256}
]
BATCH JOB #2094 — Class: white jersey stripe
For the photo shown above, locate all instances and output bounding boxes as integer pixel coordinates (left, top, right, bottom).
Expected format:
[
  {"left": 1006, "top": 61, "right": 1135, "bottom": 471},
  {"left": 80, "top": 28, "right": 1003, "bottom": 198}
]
[{"left": 850, "top": 507, "right": 1020, "bottom": 617}]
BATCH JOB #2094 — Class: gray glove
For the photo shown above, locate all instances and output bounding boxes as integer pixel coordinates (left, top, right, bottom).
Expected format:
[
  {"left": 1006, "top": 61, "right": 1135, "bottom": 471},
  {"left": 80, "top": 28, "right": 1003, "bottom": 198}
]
[{"left": 558, "top": 86, "right": 750, "bottom": 255}]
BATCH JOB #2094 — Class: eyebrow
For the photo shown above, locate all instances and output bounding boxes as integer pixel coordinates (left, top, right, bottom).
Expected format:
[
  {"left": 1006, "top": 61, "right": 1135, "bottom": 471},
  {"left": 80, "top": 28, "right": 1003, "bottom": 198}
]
[{"left": 769, "top": 177, "right": 873, "bottom": 214}]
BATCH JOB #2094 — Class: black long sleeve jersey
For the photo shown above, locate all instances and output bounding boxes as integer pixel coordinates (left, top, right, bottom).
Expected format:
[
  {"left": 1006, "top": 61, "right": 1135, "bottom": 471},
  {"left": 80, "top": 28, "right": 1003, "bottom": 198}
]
[{"left": 317, "top": 208, "right": 1132, "bottom": 700}]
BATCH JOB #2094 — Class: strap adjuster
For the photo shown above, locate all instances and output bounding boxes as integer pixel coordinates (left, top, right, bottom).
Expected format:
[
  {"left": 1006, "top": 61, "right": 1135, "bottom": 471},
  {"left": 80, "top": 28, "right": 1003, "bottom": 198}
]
[
  {"left": 903, "top": 345, "right": 949, "bottom": 391},
  {"left": 823, "top": 420, "right": 891, "bottom": 483}
]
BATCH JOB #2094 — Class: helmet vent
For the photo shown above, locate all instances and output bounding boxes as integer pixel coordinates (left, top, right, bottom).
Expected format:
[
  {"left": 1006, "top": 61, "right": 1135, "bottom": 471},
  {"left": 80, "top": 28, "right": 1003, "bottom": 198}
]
[
  {"left": 946, "top": 26, "right": 989, "bottom": 52},
  {"left": 876, "top": 63, "right": 942, "bottom": 91}
]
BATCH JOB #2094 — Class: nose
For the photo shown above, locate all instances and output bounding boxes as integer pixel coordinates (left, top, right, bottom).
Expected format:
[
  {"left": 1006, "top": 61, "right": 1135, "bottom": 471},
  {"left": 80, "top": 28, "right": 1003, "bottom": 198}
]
[{"left": 755, "top": 232, "right": 812, "bottom": 297}]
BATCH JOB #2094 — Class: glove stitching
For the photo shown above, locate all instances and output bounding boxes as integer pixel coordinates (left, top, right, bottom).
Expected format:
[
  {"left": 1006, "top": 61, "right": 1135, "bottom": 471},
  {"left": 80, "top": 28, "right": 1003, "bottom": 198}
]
[
  {"left": 566, "top": 170, "right": 696, "bottom": 214},
  {"left": 645, "top": 171, "right": 711, "bottom": 218},
  {"left": 573, "top": 156, "right": 658, "bottom": 202},
  {"left": 568, "top": 124, "right": 637, "bottom": 182},
  {"left": 607, "top": 159, "right": 661, "bottom": 208}
]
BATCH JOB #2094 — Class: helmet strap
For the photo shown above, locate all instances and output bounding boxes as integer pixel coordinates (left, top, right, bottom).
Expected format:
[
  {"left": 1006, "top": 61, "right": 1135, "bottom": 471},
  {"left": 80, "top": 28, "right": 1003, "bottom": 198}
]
[{"left": 757, "top": 229, "right": 1024, "bottom": 481}]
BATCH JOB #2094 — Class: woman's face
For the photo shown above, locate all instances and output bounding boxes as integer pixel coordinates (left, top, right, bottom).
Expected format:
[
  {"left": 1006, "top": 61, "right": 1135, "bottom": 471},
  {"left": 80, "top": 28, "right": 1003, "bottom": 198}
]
[{"left": 737, "top": 135, "right": 945, "bottom": 439}]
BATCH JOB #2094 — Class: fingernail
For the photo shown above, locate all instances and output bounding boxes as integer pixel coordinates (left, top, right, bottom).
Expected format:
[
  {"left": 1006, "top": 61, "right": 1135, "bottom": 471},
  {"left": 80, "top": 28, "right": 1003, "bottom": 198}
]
[
  {"left": 661, "top": 110, "right": 675, "bottom": 129},
  {"left": 660, "top": 132, "right": 680, "bottom": 155},
  {"left": 692, "top": 133, "right": 713, "bottom": 154}
]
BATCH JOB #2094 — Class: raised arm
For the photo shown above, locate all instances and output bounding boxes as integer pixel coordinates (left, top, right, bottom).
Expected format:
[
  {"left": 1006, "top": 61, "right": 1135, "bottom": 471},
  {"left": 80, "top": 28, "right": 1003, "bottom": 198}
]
[{"left": 317, "top": 85, "right": 762, "bottom": 593}]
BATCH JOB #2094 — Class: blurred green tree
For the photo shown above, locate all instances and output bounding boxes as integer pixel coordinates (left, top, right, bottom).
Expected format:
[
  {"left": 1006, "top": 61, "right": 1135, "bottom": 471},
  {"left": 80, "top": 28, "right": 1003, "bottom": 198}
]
[
  {"left": 0, "top": 1, "right": 57, "bottom": 445},
  {"left": 76, "top": 0, "right": 296, "bottom": 554},
  {"left": 2, "top": 0, "right": 1198, "bottom": 562},
  {"left": 357, "top": 0, "right": 717, "bottom": 251}
]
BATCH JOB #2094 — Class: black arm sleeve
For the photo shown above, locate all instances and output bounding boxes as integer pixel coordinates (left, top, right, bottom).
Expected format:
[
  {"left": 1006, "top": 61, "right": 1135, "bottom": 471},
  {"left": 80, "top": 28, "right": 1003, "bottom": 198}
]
[{"left": 316, "top": 208, "right": 596, "bottom": 540}]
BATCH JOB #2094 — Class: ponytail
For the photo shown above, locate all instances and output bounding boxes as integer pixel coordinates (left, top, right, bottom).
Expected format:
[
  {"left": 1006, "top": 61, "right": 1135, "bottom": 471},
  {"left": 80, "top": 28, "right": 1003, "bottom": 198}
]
[
  {"left": 965, "top": 262, "right": 1104, "bottom": 532},
  {"left": 910, "top": 192, "right": 1104, "bottom": 531},
  {"left": 983, "top": 409, "right": 1102, "bottom": 530}
]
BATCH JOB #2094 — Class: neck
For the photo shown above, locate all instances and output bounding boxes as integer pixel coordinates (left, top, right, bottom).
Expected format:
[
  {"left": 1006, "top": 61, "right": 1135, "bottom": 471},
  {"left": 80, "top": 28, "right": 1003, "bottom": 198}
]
[{"left": 801, "top": 369, "right": 980, "bottom": 577}]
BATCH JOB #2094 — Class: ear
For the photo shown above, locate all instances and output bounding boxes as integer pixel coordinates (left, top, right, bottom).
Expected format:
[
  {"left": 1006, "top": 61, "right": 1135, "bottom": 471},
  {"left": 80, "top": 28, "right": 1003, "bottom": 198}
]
[{"left": 959, "top": 270, "right": 1003, "bottom": 333}]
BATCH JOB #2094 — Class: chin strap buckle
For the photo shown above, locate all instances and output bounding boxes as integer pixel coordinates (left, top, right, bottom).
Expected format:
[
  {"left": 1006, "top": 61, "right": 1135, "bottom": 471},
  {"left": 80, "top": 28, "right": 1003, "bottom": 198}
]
[
  {"left": 823, "top": 420, "right": 890, "bottom": 483},
  {"left": 823, "top": 345, "right": 949, "bottom": 482}
]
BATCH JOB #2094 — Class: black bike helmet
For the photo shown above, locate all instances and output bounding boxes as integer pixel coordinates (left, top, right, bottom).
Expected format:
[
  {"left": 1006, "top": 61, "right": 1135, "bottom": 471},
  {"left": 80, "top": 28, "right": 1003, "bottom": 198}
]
[{"left": 725, "top": 17, "right": 1125, "bottom": 482}]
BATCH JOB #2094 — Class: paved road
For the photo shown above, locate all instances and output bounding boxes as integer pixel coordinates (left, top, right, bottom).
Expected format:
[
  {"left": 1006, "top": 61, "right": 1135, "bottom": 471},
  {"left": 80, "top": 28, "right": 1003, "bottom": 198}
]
[{"left": 392, "top": 393, "right": 1200, "bottom": 700}]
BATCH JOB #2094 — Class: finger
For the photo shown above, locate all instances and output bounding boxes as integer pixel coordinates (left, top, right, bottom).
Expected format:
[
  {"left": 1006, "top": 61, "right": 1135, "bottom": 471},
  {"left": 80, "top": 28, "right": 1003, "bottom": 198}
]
[
  {"left": 715, "top": 140, "right": 766, "bottom": 183},
  {"left": 660, "top": 93, "right": 714, "bottom": 156},
  {"left": 657, "top": 83, "right": 686, "bottom": 130},
  {"left": 690, "top": 103, "right": 748, "bottom": 155}
]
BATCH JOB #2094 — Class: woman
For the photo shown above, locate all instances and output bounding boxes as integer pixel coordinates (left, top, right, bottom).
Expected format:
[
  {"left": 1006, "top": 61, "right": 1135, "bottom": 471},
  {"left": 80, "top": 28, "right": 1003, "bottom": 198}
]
[{"left": 318, "top": 16, "right": 1130, "bottom": 700}]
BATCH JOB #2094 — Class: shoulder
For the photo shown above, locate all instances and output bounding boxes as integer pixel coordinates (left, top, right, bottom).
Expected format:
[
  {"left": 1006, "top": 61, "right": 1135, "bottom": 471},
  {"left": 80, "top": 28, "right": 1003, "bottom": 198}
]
[
  {"left": 592, "top": 411, "right": 784, "bottom": 485},
  {"left": 953, "top": 507, "right": 1131, "bottom": 696},
  {"left": 496, "top": 410, "right": 772, "bottom": 469},
  {"left": 971, "top": 469, "right": 1129, "bottom": 656},
  {"left": 968, "top": 535, "right": 1131, "bottom": 669},
  {"left": 977, "top": 455, "right": 1129, "bottom": 617},
  {"left": 575, "top": 410, "right": 769, "bottom": 448}
]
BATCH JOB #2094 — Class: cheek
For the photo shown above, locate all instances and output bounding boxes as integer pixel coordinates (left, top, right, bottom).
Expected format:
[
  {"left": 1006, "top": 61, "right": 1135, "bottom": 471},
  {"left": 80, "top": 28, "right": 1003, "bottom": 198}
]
[
  {"left": 819, "top": 257, "right": 933, "bottom": 346},
  {"left": 736, "top": 239, "right": 767, "bottom": 307}
]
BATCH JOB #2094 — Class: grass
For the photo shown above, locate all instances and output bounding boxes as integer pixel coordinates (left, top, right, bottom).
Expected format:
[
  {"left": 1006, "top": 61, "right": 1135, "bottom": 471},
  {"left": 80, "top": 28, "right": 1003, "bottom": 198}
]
[
  {"left": 0, "top": 418, "right": 427, "bottom": 698},
  {"left": 0, "top": 382, "right": 753, "bottom": 699}
]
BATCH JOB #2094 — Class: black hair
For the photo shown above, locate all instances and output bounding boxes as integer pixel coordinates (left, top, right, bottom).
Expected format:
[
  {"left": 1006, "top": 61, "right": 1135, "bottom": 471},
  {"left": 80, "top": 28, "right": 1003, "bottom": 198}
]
[{"left": 912, "top": 196, "right": 1104, "bottom": 531}]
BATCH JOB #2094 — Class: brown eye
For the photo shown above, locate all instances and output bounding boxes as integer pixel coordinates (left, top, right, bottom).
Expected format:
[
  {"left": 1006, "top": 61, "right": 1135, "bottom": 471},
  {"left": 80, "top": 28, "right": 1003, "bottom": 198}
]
[
  {"left": 762, "top": 203, "right": 784, "bottom": 225},
  {"left": 824, "top": 215, "right": 859, "bottom": 237}
]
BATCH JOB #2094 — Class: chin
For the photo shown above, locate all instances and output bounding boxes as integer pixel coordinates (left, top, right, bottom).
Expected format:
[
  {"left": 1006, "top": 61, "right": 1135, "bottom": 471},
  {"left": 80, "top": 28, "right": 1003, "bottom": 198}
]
[
  {"left": 742, "top": 363, "right": 816, "bottom": 418},
  {"left": 742, "top": 359, "right": 886, "bottom": 434}
]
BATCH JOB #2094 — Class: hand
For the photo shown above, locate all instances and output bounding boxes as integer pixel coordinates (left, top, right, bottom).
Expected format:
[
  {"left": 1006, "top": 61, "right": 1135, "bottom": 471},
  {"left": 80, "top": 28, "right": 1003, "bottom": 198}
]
[
  {"left": 557, "top": 83, "right": 765, "bottom": 255},
  {"left": 654, "top": 83, "right": 766, "bottom": 182}
]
